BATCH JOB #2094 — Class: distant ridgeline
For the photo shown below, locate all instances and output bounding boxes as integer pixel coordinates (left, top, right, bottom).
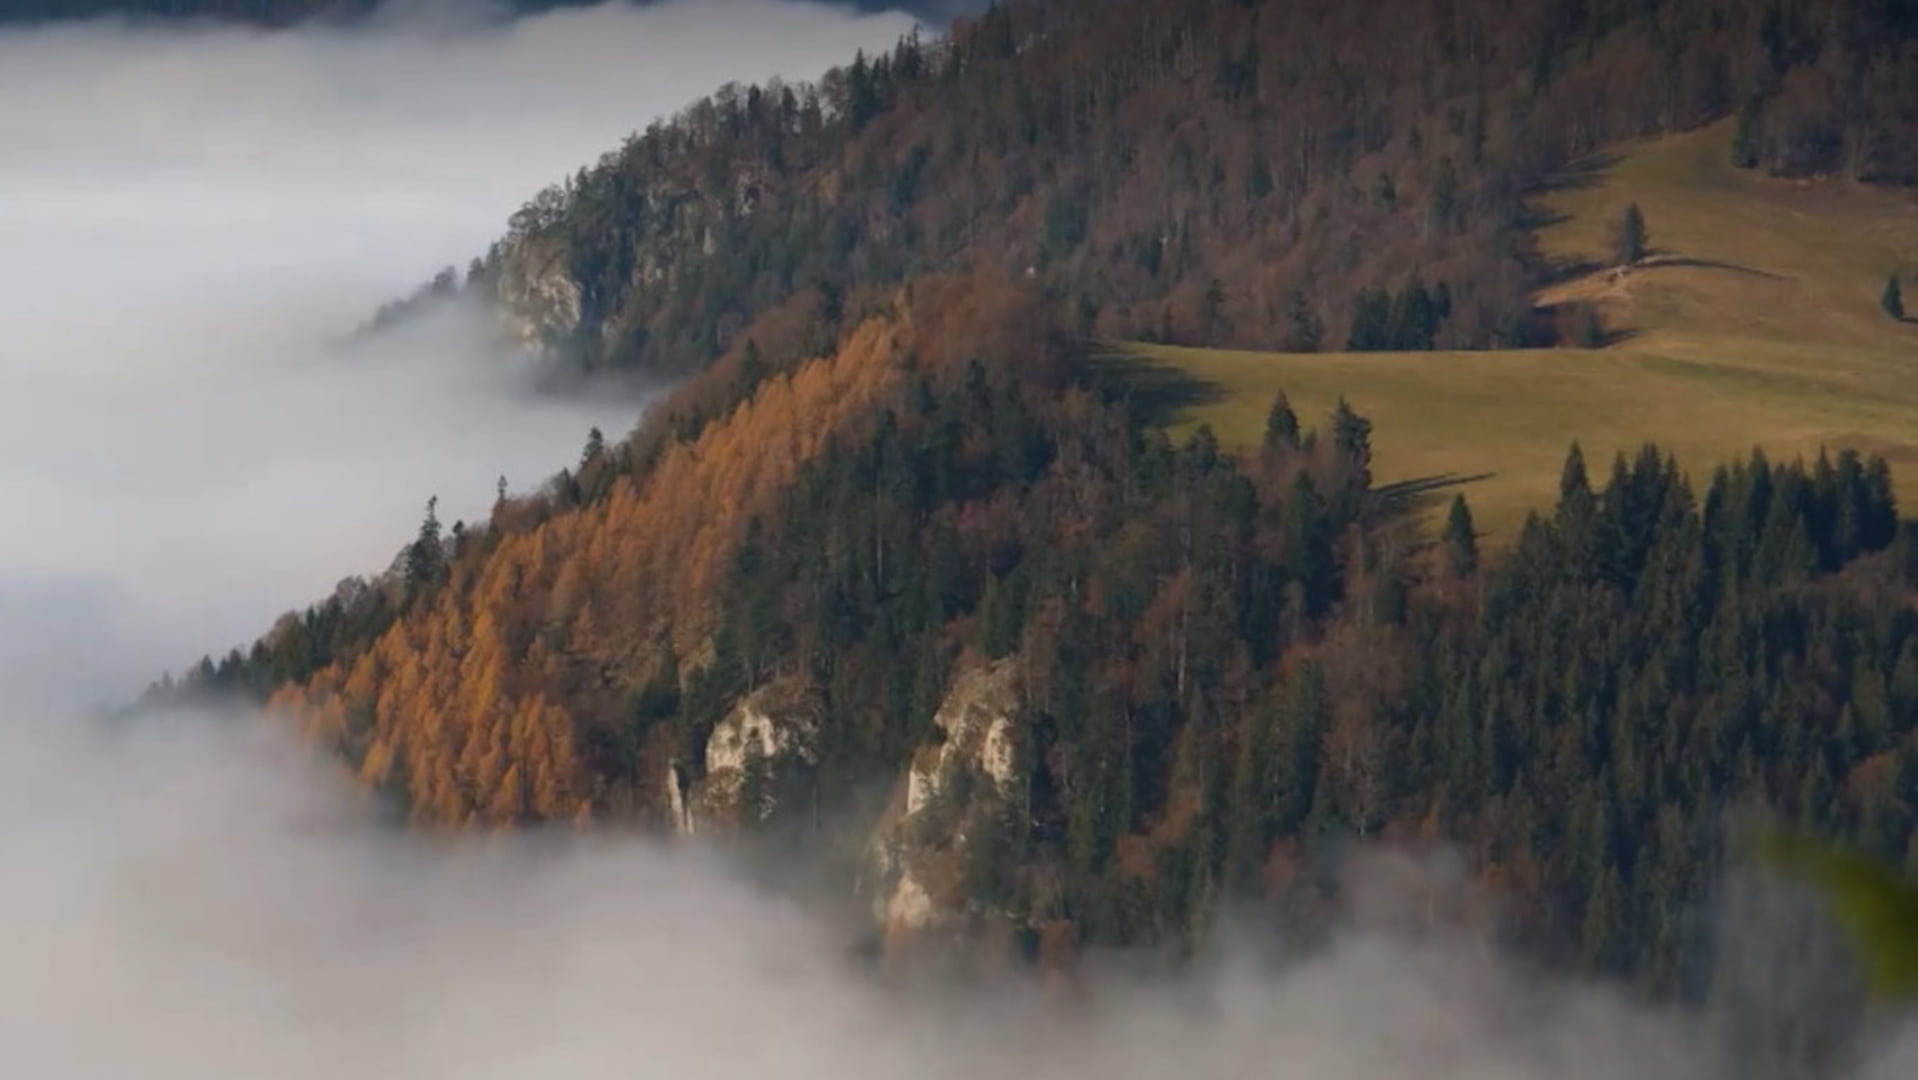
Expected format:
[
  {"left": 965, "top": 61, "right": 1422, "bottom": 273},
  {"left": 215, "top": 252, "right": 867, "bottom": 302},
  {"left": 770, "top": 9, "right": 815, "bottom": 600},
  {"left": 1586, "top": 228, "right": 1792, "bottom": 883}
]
[
  {"left": 360, "top": 0, "right": 1916, "bottom": 378},
  {"left": 0, "top": 0, "right": 978, "bottom": 27},
  {"left": 0, "top": 0, "right": 549, "bottom": 25},
  {"left": 140, "top": 0, "right": 1918, "bottom": 1038}
]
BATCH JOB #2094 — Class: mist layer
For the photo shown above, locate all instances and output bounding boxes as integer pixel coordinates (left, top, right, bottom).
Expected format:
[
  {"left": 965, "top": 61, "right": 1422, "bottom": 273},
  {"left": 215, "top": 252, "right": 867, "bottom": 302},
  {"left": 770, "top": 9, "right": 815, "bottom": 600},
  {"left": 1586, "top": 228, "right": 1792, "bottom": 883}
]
[{"left": 0, "top": 0, "right": 917, "bottom": 706}]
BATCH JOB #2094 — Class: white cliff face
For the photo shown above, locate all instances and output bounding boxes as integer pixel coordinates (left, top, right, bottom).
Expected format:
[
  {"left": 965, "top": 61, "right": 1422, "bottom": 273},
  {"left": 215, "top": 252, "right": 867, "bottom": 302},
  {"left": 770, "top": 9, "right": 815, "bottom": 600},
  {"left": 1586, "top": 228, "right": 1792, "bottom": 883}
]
[
  {"left": 869, "top": 659, "right": 1026, "bottom": 944},
  {"left": 482, "top": 163, "right": 781, "bottom": 371},
  {"left": 685, "top": 679, "right": 821, "bottom": 832},
  {"left": 493, "top": 238, "right": 583, "bottom": 353},
  {"left": 886, "top": 871, "right": 936, "bottom": 933},
  {"left": 904, "top": 659, "right": 1023, "bottom": 816}
]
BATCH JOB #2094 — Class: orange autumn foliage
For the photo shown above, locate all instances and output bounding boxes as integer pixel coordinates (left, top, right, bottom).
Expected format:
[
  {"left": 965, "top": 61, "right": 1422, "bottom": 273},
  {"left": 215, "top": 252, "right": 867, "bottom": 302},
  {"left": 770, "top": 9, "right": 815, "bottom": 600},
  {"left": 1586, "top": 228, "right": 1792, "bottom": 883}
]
[{"left": 271, "top": 307, "right": 920, "bottom": 826}]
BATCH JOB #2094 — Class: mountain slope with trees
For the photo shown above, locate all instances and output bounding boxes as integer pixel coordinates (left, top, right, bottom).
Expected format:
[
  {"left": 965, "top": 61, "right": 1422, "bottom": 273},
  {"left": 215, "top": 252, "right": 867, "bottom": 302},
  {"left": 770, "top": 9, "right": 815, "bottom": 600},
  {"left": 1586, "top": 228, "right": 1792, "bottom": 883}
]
[
  {"left": 141, "top": 0, "right": 1918, "bottom": 1046},
  {"left": 399, "top": 0, "right": 1918, "bottom": 380},
  {"left": 194, "top": 272, "right": 1918, "bottom": 1030}
]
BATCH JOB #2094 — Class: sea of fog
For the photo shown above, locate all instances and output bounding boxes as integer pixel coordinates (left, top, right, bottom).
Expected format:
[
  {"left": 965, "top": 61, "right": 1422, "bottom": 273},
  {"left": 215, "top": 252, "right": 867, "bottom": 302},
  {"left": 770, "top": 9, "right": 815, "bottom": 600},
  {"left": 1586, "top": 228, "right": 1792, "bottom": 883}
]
[
  {"left": 0, "top": 0, "right": 919, "bottom": 709},
  {"left": 0, "top": 1, "right": 1914, "bottom": 1076}
]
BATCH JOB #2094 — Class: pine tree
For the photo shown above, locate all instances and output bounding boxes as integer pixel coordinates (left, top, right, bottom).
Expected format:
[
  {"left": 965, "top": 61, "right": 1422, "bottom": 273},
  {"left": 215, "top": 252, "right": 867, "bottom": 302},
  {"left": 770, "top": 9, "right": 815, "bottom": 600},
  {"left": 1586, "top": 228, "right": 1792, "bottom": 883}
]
[
  {"left": 1429, "top": 156, "right": 1459, "bottom": 230},
  {"left": 1389, "top": 279, "right": 1439, "bottom": 350},
  {"left": 1731, "top": 98, "right": 1762, "bottom": 169},
  {"left": 1885, "top": 274, "right": 1906, "bottom": 321},
  {"left": 1263, "top": 391, "right": 1302, "bottom": 451},
  {"left": 1346, "top": 287, "right": 1391, "bottom": 350},
  {"left": 1284, "top": 289, "right": 1322, "bottom": 352},
  {"left": 739, "top": 338, "right": 767, "bottom": 389},
  {"left": 1612, "top": 203, "right": 1649, "bottom": 267},
  {"left": 1331, "top": 397, "right": 1373, "bottom": 482},
  {"left": 1442, "top": 494, "right": 1479, "bottom": 576},
  {"left": 404, "top": 496, "right": 444, "bottom": 600},
  {"left": 1283, "top": 471, "right": 1334, "bottom": 613},
  {"left": 1202, "top": 278, "right": 1227, "bottom": 341}
]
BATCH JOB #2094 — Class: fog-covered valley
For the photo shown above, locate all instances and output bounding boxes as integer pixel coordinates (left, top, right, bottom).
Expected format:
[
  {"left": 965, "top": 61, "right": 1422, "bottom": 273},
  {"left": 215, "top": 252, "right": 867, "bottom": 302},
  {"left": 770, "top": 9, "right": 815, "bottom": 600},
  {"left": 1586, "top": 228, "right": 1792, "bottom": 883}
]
[
  {"left": 0, "top": 0, "right": 917, "bottom": 707},
  {"left": 0, "top": 1, "right": 1915, "bottom": 1076}
]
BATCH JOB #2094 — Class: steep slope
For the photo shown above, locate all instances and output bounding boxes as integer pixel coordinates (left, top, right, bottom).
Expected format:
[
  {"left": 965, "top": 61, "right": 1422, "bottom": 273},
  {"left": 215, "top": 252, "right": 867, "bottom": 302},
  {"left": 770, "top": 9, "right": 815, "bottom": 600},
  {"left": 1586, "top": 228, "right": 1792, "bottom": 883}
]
[{"left": 1138, "top": 119, "right": 1918, "bottom": 540}]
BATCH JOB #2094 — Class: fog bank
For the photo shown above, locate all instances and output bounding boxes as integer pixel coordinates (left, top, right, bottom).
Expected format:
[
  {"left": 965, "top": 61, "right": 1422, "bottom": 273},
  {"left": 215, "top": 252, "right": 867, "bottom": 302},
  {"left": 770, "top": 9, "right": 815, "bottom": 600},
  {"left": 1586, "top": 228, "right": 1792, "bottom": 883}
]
[
  {"left": 4, "top": 707, "right": 1914, "bottom": 1078},
  {"left": 3, "top": 3, "right": 1917, "bottom": 1076},
  {"left": 0, "top": 0, "right": 918, "bottom": 707}
]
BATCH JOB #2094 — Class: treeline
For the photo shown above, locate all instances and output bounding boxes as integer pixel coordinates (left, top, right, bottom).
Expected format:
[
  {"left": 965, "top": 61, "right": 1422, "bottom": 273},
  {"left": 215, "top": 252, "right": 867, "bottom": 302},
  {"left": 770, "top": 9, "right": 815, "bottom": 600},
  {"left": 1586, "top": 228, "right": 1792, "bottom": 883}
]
[
  {"left": 0, "top": 0, "right": 960, "bottom": 27},
  {"left": 1390, "top": 443, "right": 1912, "bottom": 992},
  {"left": 425, "top": 0, "right": 1918, "bottom": 377}
]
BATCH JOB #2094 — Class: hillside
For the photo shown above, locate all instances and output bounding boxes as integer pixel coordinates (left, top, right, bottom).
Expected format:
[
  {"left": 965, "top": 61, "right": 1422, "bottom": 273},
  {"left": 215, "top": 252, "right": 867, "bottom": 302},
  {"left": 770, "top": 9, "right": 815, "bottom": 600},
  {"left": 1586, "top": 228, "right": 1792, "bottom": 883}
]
[
  {"left": 1135, "top": 119, "right": 1918, "bottom": 540},
  {"left": 379, "top": 0, "right": 1917, "bottom": 383},
  {"left": 145, "top": 0, "right": 1918, "bottom": 1036}
]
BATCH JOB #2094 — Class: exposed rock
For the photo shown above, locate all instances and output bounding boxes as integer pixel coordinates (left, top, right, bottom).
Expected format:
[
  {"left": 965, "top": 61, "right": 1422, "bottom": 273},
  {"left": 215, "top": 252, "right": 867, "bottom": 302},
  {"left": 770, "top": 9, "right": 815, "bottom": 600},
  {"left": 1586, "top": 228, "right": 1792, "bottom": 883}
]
[
  {"left": 865, "top": 659, "right": 1028, "bottom": 955},
  {"left": 492, "top": 237, "right": 583, "bottom": 355},
  {"left": 684, "top": 677, "right": 821, "bottom": 833}
]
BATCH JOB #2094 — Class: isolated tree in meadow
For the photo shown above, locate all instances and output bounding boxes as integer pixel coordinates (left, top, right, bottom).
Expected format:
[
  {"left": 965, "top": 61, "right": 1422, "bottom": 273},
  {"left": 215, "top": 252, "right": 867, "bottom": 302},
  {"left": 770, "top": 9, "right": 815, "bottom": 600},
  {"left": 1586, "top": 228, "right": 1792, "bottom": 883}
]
[
  {"left": 1612, "top": 203, "right": 1648, "bottom": 268},
  {"left": 1442, "top": 494, "right": 1479, "bottom": 577},
  {"left": 1885, "top": 275, "right": 1906, "bottom": 321}
]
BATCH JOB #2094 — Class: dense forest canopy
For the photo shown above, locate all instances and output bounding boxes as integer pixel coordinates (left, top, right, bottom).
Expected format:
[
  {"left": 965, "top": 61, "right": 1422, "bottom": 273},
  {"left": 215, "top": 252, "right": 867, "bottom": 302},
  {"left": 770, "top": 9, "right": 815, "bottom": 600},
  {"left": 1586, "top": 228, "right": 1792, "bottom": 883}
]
[
  {"left": 360, "top": 0, "right": 1918, "bottom": 376},
  {"left": 137, "top": 0, "right": 1918, "bottom": 1048}
]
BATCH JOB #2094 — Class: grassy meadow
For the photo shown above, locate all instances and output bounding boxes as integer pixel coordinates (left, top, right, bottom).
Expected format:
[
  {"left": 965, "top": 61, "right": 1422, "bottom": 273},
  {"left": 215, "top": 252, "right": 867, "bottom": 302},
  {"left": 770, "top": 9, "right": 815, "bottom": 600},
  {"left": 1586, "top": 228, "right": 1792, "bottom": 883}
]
[{"left": 1123, "top": 120, "right": 1918, "bottom": 542}]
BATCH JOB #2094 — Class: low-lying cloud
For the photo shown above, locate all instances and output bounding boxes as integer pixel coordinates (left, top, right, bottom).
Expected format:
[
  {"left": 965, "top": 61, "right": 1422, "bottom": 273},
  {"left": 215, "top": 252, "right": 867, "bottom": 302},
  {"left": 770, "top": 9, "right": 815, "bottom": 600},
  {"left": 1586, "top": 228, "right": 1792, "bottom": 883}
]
[
  {"left": 5, "top": 706, "right": 1916, "bottom": 1078},
  {"left": 4, "top": 3, "right": 1917, "bottom": 1076},
  {"left": 0, "top": 0, "right": 919, "bottom": 707}
]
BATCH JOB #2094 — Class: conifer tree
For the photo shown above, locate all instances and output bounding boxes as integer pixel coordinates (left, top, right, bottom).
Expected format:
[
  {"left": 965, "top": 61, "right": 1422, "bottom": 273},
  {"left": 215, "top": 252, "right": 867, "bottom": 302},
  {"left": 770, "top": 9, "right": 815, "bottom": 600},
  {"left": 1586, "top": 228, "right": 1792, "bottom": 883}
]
[
  {"left": 1442, "top": 494, "right": 1479, "bottom": 576},
  {"left": 1612, "top": 203, "right": 1649, "bottom": 267},
  {"left": 1331, "top": 397, "right": 1373, "bottom": 482},
  {"left": 1284, "top": 289, "right": 1323, "bottom": 352},
  {"left": 1263, "top": 391, "right": 1302, "bottom": 451},
  {"left": 1732, "top": 98, "right": 1762, "bottom": 169},
  {"left": 404, "top": 496, "right": 444, "bottom": 600}
]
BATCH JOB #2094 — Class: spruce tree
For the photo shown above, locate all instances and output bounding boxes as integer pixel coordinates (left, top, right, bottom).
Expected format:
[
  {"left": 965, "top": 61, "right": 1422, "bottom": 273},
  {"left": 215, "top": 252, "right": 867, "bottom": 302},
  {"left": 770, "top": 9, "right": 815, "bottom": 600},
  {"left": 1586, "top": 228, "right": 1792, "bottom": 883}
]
[
  {"left": 1263, "top": 391, "right": 1302, "bottom": 451},
  {"left": 1331, "top": 397, "right": 1373, "bottom": 481},
  {"left": 1442, "top": 494, "right": 1479, "bottom": 576},
  {"left": 1283, "top": 289, "right": 1322, "bottom": 351},
  {"left": 1612, "top": 203, "right": 1648, "bottom": 267},
  {"left": 1884, "top": 274, "right": 1905, "bottom": 321},
  {"left": 404, "top": 495, "right": 444, "bottom": 600},
  {"left": 1731, "top": 98, "right": 1762, "bottom": 169}
]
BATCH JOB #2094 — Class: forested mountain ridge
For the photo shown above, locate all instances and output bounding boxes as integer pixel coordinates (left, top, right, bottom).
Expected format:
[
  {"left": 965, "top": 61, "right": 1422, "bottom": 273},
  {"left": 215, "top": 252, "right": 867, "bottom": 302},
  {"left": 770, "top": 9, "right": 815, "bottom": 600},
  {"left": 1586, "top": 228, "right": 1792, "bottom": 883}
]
[
  {"left": 143, "top": 0, "right": 1918, "bottom": 1042},
  {"left": 177, "top": 272, "right": 1918, "bottom": 1010},
  {"left": 0, "top": 0, "right": 976, "bottom": 28},
  {"left": 377, "top": 0, "right": 1918, "bottom": 379}
]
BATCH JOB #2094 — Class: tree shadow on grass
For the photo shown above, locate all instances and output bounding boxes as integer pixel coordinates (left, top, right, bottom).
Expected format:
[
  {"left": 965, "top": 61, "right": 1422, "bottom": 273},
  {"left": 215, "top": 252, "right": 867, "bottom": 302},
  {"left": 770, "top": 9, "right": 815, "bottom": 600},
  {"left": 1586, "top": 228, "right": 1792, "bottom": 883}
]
[
  {"left": 1085, "top": 347, "right": 1229, "bottom": 428},
  {"left": 1375, "top": 471, "right": 1496, "bottom": 523},
  {"left": 1642, "top": 254, "right": 1788, "bottom": 280},
  {"left": 1536, "top": 150, "right": 1623, "bottom": 195}
]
